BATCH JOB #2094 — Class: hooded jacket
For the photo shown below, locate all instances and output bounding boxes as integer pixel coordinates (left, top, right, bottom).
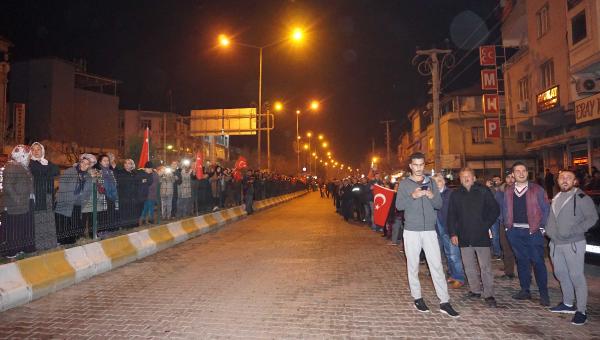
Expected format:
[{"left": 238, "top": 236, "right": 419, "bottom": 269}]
[
  {"left": 395, "top": 176, "right": 442, "bottom": 231},
  {"left": 545, "top": 188, "right": 598, "bottom": 245}
]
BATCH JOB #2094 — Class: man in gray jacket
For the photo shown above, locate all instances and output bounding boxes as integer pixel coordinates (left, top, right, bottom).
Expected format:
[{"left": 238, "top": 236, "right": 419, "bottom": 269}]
[
  {"left": 545, "top": 169, "right": 598, "bottom": 326},
  {"left": 395, "top": 152, "right": 459, "bottom": 318}
]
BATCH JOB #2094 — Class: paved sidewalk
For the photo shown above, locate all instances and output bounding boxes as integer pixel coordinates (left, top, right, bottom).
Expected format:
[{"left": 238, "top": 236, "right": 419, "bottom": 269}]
[{"left": 0, "top": 193, "right": 599, "bottom": 339}]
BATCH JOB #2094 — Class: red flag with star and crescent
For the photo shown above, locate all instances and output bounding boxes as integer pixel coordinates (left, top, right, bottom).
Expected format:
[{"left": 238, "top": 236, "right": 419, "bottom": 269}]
[
  {"left": 373, "top": 184, "right": 396, "bottom": 227},
  {"left": 233, "top": 156, "right": 248, "bottom": 182},
  {"left": 138, "top": 127, "right": 150, "bottom": 169}
]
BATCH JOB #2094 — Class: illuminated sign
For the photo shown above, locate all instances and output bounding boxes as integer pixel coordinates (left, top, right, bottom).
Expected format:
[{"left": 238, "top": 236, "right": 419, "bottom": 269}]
[
  {"left": 536, "top": 86, "right": 559, "bottom": 113},
  {"left": 575, "top": 92, "right": 600, "bottom": 124},
  {"left": 573, "top": 157, "right": 588, "bottom": 166},
  {"left": 479, "top": 45, "right": 496, "bottom": 66},
  {"left": 481, "top": 69, "right": 498, "bottom": 90},
  {"left": 485, "top": 118, "right": 500, "bottom": 138},
  {"left": 482, "top": 94, "right": 500, "bottom": 113}
]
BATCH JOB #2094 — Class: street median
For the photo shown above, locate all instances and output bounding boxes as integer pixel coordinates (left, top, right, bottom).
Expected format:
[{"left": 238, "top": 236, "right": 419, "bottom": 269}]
[{"left": 0, "top": 191, "right": 307, "bottom": 312}]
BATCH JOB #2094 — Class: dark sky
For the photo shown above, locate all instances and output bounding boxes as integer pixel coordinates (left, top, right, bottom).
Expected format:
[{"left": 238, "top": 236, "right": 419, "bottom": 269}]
[{"left": 0, "top": 0, "right": 500, "bottom": 167}]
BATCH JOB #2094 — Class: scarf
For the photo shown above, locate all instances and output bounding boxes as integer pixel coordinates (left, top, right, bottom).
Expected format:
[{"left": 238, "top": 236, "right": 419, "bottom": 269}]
[{"left": 30, "top": 142, "right": 48, "bottom": 165}]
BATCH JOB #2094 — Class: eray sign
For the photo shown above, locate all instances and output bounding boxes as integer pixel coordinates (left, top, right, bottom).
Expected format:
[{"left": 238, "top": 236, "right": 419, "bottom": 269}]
[{"left": 575, "top": 92, "right": 600, "bottom": 124}]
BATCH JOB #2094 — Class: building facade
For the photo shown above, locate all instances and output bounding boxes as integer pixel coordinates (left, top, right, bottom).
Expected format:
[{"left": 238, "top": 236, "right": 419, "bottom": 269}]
[
  {"left": 398, "top": 87, "right": 533, "bottom": 180},
  {"left": 0, "top": 36, "right": 11, "bottom": 155},
  {"left": 120, "top": 109, "right": 229, "bottom": 165},
  {"left": 9, "top": 58, "right": 120, "bottom": 165},
  {"left": 502, "top": 0, "right": 600, "bottom": 175}
]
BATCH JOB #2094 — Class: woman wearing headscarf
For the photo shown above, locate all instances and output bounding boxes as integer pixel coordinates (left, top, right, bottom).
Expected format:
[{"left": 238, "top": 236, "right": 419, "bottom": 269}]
[
  {"left": 176, "top": 161, "right": 193, "bottom": 218},
  {"left": 29, "top": 142, "right": 60, "bottom": 251},
  {"left": 1, "top": 145, "right": 36, "bottom": 257},
  {"left": 54, "top": 153, "right": 96, "bottom": 244},
  {"left": 94, "top": 154, "right": 118, "bottom": 233}
]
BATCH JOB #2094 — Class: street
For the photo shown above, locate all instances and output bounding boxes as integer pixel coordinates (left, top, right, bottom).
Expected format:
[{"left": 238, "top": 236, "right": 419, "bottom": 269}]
[{"left": 0, "top": 192, "right": 599, "bottom": 339}]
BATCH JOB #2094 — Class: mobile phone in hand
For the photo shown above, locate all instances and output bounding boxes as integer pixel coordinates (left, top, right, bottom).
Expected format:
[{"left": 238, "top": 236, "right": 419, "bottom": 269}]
[{"left": 420, "top": 185, "right": 429, "bottom": 191}]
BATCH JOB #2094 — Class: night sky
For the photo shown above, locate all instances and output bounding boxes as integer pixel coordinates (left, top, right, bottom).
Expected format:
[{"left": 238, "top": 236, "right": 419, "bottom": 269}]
[{"left": 0, "top": 0, "right": 500, "bottom": 167}]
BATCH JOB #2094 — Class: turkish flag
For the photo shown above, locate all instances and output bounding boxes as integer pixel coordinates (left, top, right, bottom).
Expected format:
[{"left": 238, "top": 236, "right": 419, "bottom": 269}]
[
  {"left": 195, "top": 151, "right": 204, "bottom": 179},
  {"left": 372, "top": 184, "right": 395, "bottom": 227},
  {"left": 138, "top": 127, "right": 150, "bottom": 169},
  {"left": 233, "top": 156, "right": 248, "bottom": 181}
]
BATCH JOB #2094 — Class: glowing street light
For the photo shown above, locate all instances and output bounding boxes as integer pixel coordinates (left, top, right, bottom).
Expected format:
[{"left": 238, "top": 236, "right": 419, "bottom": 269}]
[
  {"left": 292, "top": 27, "right": 304, "bottom": 41},
  {"left": 274, "top": 101, "right": 283, "bottom": 111},
  {"left": 311, "top": 100, "right": 319, "bottom": 110},
  {"left": 218, "top": 34, "right": 230, "bottom": 47},
  {"left": 322, "top": 142, "right": 328, "bottom": 148},
  {"left": 318, "top": 134, "right": 324, "bottom": 140},
  {"left": 303, "top": 144, "right": 309, "bottom": 150}
]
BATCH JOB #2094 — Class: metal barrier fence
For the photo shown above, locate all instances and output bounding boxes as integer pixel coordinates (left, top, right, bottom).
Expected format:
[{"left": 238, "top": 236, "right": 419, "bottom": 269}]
[{"left": 0, "top": 169, "right": 306, "bottom": 259}]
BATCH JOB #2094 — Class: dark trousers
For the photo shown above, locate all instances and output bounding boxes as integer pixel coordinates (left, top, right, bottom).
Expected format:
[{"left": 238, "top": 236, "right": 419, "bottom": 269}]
[
  {"left": 499, "top": 224, "right": 515, "bottom": 276},
  {"left": 507, "top": 227, "right": 548, "bottom": 296}
]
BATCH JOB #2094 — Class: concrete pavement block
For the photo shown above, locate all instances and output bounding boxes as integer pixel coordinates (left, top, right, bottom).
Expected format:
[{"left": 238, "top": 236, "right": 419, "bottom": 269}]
[
  {"left": 82, "top": 242, "right": 112, "bottom": 275},
  {"left": 0, "top": 263, "right": 30, "bottom": 312},
  {"left": 100, "top": 235, "right": 138, "bottom": 269},
  {"left": 167, "top": 222, "right": 189, "bottom": 244},
  {"left": 64, "top": 246, "right": 95, "bottom": 283},
  {"left": 127, "top": 229, "right": 157, "bottom": 259},
  {"left": 16, "top": 250, "right": 75, "bottom": 300},
  {"left": 147, "top": 225, "right": 175, "bottom": 251}
]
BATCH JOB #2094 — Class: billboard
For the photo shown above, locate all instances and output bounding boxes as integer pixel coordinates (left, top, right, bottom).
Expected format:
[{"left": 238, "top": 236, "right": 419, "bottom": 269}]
[{"left": 190, "top": 108, "right": 257, "bottom": 136}]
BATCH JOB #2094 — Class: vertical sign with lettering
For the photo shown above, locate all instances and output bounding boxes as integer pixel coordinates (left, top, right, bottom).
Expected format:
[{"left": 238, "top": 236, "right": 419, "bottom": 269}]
[{"left": 14, "top": 103, "right": 25, "bottom": 144}]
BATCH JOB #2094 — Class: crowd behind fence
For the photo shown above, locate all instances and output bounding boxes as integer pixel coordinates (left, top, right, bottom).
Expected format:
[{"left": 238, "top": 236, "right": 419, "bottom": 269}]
[{"left": 0, "top": 146, "right": 307, "bottom": 260}]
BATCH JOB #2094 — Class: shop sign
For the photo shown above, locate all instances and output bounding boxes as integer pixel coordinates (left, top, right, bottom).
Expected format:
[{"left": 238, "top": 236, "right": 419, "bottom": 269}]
[
  {"left": 575, "top": 91, "right": 600, "bottom": 124},
  {"left": 479, "top": 45, "right": 496, "bottom": 66},
  {"left": 536, "top": 86, "right": 559, "bottom": 113}
]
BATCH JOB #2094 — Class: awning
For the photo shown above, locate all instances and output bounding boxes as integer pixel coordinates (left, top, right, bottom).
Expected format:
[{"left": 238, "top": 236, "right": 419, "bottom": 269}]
[{"left": 525, "top": 125, "right": 600, "bottom": 151}]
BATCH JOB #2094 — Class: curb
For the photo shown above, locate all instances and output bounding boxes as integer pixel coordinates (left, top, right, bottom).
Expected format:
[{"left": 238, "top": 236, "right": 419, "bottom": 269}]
[{"left": 0, "top": 191, "right": 307, "bottom": 312}]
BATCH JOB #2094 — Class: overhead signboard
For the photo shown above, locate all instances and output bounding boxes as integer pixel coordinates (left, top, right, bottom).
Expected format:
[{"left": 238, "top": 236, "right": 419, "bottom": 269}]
[
  {"left": 575, "top": 91, "right": 600, "bottom": 124},
  {"left": 190, "top": 108, "right": 256, "bottom": 136},
  {"left": 536, "top": 86, "right": 559, "bottom": 113},
  {"left": 485, "top": 118, "right": 500, "bottom": 138},
  {"left": 482, "top": 94, "right": 500, "bottom": 114},
  {"left": 479, "top": 45, "right": 496, "bottom": 66},
  {"left": 14, "top": 103, "right": 25, "bottom": 144},
  {"left": 481, "top": 69, "right": 498, "bottom": 90}
]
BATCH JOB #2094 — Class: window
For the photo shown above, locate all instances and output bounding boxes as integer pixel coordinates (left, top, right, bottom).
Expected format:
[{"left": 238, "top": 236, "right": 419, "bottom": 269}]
[
  {"left": 517, "top": 131, "right": 533, "bottom": 143},
  {"left": 117, "top": 136, "right": 125, "bottom": 148},
  {"left": 536, "top": 4, "right": 550, "bottom": 38},
  {"left": 518, "top": 77, "right": 529, "bottom": 101},
  {"left": 571, "top": 11, "right": 587, "bottom": 45},
  {"left": 568, "top": 0, "right": 583, "bottom": 10},
  {"left": 471, "top": 127, "right": 488, "bottom": 144},
  {"left": 540, "top": 59, "right": 555, "bottom": 89},
  {"left": 140, "top": 119, "right": 152, "bottom": 130}
]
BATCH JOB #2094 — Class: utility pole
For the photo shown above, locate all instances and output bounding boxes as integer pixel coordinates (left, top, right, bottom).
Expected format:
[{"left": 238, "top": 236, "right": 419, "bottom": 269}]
[
  {"left": 371, "top": 138, "right": 375, "bottom": 157},
  {"left": 380, "top": 120, "right": 395, "bottom": 165},
  {"left": 413, "top": 48, "right": 454, "bottom": 172}
]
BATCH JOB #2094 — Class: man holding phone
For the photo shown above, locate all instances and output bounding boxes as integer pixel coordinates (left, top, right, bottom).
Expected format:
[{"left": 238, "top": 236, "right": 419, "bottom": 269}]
[{"left": 395, "top": 152, "right": 459, "bottom": 318}]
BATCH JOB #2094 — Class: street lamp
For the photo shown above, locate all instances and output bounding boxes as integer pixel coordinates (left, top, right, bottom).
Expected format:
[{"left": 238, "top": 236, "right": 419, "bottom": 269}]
[{"left": 218, "top": 27, "right": 305, "bottom": 170}]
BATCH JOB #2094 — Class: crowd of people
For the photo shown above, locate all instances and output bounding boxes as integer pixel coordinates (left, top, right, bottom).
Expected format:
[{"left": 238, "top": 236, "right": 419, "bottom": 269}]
[
  {"left": 0, "top": 143, "right": 306, "bottom": 259},
  {"left": 323, "top": 152, "right": 599, "bottom": 326}
]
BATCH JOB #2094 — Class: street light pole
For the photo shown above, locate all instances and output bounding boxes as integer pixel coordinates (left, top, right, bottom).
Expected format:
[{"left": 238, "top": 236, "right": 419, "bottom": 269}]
[
  {"left": 296, "top": 110, "right": 300, "bottom": 174},
  {"left": 258, "top": 47, "right": 263, "bottom": 170}
]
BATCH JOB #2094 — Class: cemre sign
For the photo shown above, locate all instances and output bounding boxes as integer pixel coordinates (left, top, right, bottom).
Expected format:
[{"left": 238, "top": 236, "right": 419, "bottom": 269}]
[{"left": 575, "top": 92, "right": 600, "bottom": 124}]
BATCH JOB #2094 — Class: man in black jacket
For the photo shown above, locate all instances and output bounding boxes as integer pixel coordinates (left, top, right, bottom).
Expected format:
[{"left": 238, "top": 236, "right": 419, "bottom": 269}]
[{"left": 447, "top": 167, "right": 500, "bottom": 307}]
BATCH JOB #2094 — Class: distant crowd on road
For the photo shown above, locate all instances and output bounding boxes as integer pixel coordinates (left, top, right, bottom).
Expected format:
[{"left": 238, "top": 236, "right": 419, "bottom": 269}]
[
  {"left": 321, "top": 152, "right": 599, "bottom": 326},
  {"left": 0, "top": 143, "right": 306, "bottom": 260}
]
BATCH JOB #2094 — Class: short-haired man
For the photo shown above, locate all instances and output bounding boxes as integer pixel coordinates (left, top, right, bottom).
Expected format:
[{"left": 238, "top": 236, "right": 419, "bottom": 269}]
[
  {"left": 447, "top": 168, "right": 500, "bottom": 307},
  {"left": 497, "top": 173, "right": 516, "bottom": 280},
  {"left": 545, "top": 170, "right": 598, "bottom": 325},
  {"left": 502, "top": 161, "right": 551, "bottom": 305},
  {"left": 396, "top": 152, "right": 459, "bottom": 318}
]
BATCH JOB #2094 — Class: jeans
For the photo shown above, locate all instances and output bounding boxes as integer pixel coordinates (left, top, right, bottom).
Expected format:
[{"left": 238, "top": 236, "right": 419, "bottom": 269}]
[
  {"left": 391, "top": 217, "right": 403, "bottom": 244},
  {"left": 140, "top": 200, "right": 155, "bottom": 221},
  {"left": 491, "top": 220, "right": 501, "bottom": 257},
  {"left": 436, "top": 220, "right": 466, "bottom": 283},
  {"left": 507, "top": 227, "right": 548, "bottom": 296}
]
